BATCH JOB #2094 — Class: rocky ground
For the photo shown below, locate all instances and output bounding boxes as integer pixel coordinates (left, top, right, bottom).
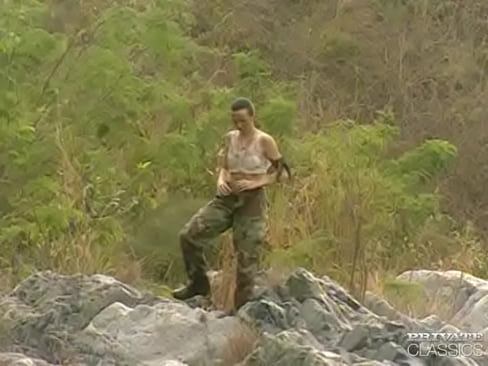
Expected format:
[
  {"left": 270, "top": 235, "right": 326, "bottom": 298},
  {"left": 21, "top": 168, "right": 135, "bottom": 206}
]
[{"left": 0, "top": 268, "right": 488, "bottom": 365}]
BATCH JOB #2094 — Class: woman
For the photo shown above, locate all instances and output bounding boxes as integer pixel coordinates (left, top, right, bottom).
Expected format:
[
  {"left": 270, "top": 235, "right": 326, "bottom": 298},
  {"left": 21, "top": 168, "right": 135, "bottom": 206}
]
[{"left": 172, "top": 97, "right": 290, "bottom": 312}]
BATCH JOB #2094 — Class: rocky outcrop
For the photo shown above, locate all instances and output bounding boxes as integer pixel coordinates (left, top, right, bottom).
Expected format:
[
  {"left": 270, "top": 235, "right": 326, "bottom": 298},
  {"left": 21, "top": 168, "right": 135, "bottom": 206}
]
[
  {"left": 0, "top": 271, "right": 240, "bottom": 365},
  {"left": 238, "top": 269, "right": 438, "bottom": 365},
  {"left": 396, "top": 270, "right": 488, "bottom": 334},
  {"left": 0, "top": 353, "right": 55, "bottom": 365},
  {"left": 0, "top": 271, "right": 162, "bottom": 363},
  {"left": 75, "top": 301, "right": 241, "bottom": 365},
  {"left": 0, "top": 268, "right": 487, "bottom": 365}
]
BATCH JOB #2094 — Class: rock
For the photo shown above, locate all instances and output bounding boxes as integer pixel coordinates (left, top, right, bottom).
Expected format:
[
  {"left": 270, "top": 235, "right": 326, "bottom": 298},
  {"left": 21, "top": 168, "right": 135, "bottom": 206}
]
[
  {"left": 418, "top": 314, "right": 444, "bottom": 330},
  {"left": 374, "top": 341, "right": 410, "bottom": 363},
  {"left": 242, "top": 330, "right": 384, "bottom": 366},
  {"left": 240, "top": 268, "right": 488, "bottom": 366},
  {"left": 364, "top": 291, "right": 409, "bottom": 321},
  {"left": 396, "top": 270, "right": 488, "bottom": 331},
  {"left": 238, "top": 299, "right": 289, "bottom": 333},
  {"left": 0, "top": 271, "right": 237, "bottom": 365},
  {"left": 456, "top": 294, "right": 488, "bottom": 332},
  {"left": 74, "top": 301, "right": 241, "bottom": 365},
  {"left": 434, "top": 358, "right": 479, "bottom": 366},
  {"left": 339, "top": 325, "right": 369, "bottom": 351},
  {"left": 364, "top": 291, "right": 454, "bottom": 334},
  {"left": 1, "top": 268, "right": 488, "bottom": 366},
  {"left": 0, "top": 271, "right": 161, "bottom": 362},
  {"left": 0, "top": 353, "right": 55, "bottom": 366},
  {"left": 300, "top": 298, "right": 345, "bottom": 343}
]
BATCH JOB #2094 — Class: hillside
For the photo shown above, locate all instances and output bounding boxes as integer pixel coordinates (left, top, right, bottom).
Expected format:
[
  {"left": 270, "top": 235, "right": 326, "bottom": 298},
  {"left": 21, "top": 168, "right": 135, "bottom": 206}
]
[
  {"left": 1, "top": 0, "right": 487, "bottom": 306},
  {"left": 192, "top": 0, "right": 488, "bottom": 229}
]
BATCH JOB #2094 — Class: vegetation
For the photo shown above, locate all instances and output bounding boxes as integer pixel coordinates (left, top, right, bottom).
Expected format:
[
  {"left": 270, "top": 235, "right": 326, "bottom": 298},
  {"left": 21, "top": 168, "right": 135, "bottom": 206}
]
[{"left": 1, "top": 0, "right": 487, "bottom": 305}]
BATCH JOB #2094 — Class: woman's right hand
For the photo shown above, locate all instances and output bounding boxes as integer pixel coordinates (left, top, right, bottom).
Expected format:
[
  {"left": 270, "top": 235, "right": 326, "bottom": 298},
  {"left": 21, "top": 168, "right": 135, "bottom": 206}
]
[{"left": 217, "top": 179, "right": 232, "bottom": 196}]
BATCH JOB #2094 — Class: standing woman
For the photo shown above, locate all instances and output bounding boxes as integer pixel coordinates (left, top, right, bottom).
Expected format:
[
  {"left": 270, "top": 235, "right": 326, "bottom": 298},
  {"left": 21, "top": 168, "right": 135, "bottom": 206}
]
[{"left": 172, "top": 97, "right": 290, "bottom": 312}]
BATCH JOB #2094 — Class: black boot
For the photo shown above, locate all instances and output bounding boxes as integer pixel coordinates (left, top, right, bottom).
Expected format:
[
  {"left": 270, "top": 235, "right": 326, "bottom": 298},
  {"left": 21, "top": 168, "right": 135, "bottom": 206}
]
[
  {"left": 174, "top": 227, "right": 211, "bottom": 301},
  {"left": 172, "top": 275, "right": 210, "bottom": 301}
]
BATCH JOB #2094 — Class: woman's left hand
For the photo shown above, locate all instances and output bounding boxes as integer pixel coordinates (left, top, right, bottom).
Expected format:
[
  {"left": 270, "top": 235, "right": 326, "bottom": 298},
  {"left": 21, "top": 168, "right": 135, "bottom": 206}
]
[{"left": 233, "top": 179, "right": 261, "bottom": 192}]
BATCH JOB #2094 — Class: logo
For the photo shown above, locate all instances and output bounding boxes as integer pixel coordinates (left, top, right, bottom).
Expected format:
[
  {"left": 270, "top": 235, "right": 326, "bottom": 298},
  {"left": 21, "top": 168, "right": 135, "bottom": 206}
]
[{"left": 406, "top": 332, "right": 485, "bottom": 358}]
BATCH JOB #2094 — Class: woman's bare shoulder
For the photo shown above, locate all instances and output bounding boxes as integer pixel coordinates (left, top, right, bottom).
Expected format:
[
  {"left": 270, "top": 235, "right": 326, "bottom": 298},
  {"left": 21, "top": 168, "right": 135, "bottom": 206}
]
[
  {"left": 226, "top": 129, "right": 240, "bottom": 137},
  {"left": 256, "top": 130, "right": 276, "bottom": 143}
]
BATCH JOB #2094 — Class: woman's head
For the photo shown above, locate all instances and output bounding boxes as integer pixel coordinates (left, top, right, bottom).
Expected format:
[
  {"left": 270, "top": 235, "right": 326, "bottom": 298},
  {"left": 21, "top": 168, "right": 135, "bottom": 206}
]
[{"left": 230, "top": 97, "right": 257, "bottom": 132}]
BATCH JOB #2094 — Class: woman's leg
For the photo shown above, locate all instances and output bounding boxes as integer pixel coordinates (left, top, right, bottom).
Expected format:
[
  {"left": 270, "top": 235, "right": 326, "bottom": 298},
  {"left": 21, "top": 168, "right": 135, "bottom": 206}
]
[
  {"left": 173, "top": 195, "right": 234, "bottom": 300},
  {"left": 232, "top": 188, "right": 268, "bottom": 310}
]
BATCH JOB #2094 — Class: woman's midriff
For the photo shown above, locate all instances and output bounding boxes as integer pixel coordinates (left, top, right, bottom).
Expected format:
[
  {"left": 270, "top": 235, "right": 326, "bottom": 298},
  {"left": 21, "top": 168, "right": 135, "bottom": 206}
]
[
  {"left": 227, "top": 172, "right": 266, "bottom": 192},
  {"left": 223, "top": 172, "right": 267, "bottom": 215}
]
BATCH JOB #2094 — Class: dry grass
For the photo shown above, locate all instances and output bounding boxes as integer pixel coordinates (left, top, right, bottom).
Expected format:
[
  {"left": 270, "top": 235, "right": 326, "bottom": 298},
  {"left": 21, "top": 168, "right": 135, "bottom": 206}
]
[
  {"left": 210, "top": 232, "right": 289, "bottom": 313},
  {"left": 388, "top": 290, "right": 459, "bottom": 327},
  {"left": 210, "top": 234, "right": 237, "bottom": 313},
  {"left": 265, "top": 168, "right": 483, "bottom": 297},
  {"left": 367, "top": 269, "right": 462, "bottom": 326},
  {"left": 208, "top": 167, "right": 485, "bottom": 312},
  {"left": 192, "top": 0, "right": 488, "bottom": 240},
  {"left": 218, "top": 322, "right": 260, "bottom": 366}
]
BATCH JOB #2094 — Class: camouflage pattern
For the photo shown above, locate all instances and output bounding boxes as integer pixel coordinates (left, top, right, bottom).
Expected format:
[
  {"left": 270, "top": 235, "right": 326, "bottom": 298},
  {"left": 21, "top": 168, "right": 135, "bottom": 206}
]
[{"left": 179, "top": 187, "right": 268, "bottom": 310}]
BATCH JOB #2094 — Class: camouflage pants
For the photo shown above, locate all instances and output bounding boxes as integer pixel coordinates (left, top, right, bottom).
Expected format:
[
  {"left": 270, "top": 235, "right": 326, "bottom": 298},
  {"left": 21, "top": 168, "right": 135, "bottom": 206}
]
[{"left": 179, "top": 187, "right": 267, "bottom": 309}]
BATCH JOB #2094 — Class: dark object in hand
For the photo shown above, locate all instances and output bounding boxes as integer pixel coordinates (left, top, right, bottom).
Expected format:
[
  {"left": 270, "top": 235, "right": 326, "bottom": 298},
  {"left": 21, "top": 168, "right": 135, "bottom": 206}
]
[{"left": 270, "top": 157, "right": 291, "bottom": 182}]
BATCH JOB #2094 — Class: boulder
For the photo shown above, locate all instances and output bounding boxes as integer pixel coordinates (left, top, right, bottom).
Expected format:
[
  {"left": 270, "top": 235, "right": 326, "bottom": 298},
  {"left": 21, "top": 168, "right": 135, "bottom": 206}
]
[
  {"left": 238, "top": 268, "right": 488, "bottom": 366},
  {"left": 0, "top": 271, "right": 242, "bottom": 365},
  {"left": 0, "top": 268, "right": 488, "bottom": 366},
  {"left": 0, "top": 353, "right": 55, "bottom": 366},
  {"left": 396, "top": 270, "right": 488, "bottom": 332},
  {"left": 74, "top": 301, "right": 241, "bottom": 365}
]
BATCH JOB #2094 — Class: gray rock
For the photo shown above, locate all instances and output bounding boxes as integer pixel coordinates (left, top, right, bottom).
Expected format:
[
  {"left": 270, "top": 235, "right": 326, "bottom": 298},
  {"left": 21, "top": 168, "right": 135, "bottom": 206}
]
[
  {"left": 374, "top": 341, "right": 409, "bottom": 362},
  {"left": 300, "top": 298, "right": 344, "bottom": 337},
  {"left": 457, "top": 293, "right": 488, "bottom": 332},
  {"left": 339, "top": 325, "right": 369, "bottom": 351},
  {"left": 2, "top": 268, "right": 488, "bottom": 366},
  {"left": 419, "top": 314, "right": 444, "bottom": 330},
  {"left": 0, "top": 353, "right": 55, "bottom": 366},
  {"left": 238, "top": 299, "right": 289, "bottom": 333},
  {"left": 74, "top": 301, "right": 240, "bottom": 365},
  {"left": 364, "top": 292, "right": 400, "bottom": 320},
  {"left": 364, "top": 291, "right": 453, "bottom": 335},
  {"left": 435, "top": 358, "right": 480, "bottom": 366},
  {"left": 396, "top": 270, "right": 488, "bottom": 331},
  {"left": 284, "top": 268, "right": 325, "bottom": 302},
  {"left": 0, "top": 271, "right": 237, "bottom": 365},
  {"left": 0, "top": 271, "right": 161, "bottom": 362},
  {"left": 242, "top": 330, "right": 390, "bottom": 366}
]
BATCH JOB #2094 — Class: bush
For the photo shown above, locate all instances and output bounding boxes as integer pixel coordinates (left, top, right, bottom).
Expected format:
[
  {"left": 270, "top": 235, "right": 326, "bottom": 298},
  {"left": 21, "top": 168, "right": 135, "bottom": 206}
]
[{"left": 0, "top": 0, "right": 484, "bottom": 297}]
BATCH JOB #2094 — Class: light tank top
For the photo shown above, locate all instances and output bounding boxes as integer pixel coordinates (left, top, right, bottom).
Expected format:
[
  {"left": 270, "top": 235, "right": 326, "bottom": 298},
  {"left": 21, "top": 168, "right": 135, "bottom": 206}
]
[{"left": 226, "top": 130, "right": 271, "bottom": 175}]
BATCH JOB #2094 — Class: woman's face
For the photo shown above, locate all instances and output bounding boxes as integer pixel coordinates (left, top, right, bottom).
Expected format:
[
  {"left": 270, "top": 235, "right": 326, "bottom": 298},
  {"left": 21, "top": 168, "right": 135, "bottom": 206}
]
[{"left": 231, "top": 109, "right": 254, "bottom": 132}]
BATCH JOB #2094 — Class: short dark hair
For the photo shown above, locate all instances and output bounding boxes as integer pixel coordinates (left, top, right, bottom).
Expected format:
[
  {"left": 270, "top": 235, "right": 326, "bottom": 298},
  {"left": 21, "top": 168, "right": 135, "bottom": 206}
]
[{"left": 231, "top": 97, "right": 255, "bottom": 116}]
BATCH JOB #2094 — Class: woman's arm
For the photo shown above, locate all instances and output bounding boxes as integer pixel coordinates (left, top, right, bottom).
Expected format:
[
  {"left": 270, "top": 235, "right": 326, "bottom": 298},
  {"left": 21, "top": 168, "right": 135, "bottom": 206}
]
[
  {"left": 216, "top": 132, "right": 231, "bottom": 181},
  {"left": 259, "top": 134, "right": 291, "bottom": 186},
  {"left": 216, "top": 132, "right": 232, "bottom": 194}
]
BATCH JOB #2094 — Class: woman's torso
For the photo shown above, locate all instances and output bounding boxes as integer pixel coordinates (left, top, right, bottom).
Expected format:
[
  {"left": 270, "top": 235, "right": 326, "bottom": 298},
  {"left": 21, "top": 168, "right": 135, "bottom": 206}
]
[{"left": 226, "top": 129, "right": 271, "bottom": 184}]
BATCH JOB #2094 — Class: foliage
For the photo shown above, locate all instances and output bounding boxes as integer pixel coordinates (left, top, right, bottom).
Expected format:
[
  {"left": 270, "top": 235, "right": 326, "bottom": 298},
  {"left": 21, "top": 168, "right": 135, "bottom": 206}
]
[
  {"left": 265, "top": 112, "right": 480, "bottom": 289},
  {"left": 194, "top": 0, "right": 488, "bottom": 240},
  {"left": 0, "top": 0, "right": 485, "bottom": 297}
]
